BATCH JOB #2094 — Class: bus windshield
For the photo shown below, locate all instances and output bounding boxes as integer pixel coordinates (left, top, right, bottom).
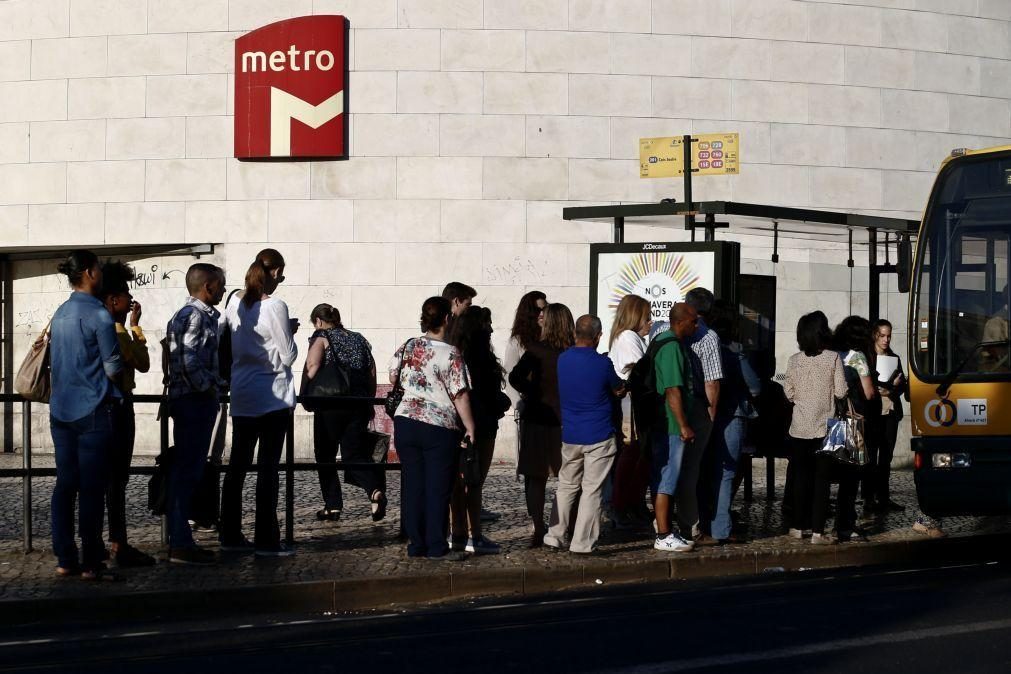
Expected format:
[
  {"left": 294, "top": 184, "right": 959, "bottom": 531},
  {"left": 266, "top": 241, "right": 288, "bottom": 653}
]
[{"left": 914, "top": 152, "right": 1011, "bottom": 379}]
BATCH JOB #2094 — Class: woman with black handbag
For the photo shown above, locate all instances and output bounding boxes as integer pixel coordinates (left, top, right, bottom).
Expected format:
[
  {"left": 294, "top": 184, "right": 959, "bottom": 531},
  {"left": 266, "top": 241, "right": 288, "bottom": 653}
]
[
  {"left": 304, "top": 303, "right": 385, "bottom": 522},
  {"left": 448, "top": 306, "right": 509, "bottom": 554}
]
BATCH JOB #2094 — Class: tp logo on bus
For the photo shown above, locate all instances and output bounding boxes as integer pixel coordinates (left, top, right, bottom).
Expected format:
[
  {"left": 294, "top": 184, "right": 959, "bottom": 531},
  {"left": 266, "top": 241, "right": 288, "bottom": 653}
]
[
  {"left": 924, "top": 399, "right": 956, "bottom": 428},
  {"left": 234, "top": 15, "right": 348, "bottom": 160}
]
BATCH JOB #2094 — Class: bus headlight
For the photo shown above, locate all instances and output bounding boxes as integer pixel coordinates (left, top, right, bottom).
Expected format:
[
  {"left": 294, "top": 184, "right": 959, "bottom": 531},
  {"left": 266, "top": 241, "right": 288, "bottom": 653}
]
[{"left": 931, "top": 453, "right": 972, "bottom": 468}]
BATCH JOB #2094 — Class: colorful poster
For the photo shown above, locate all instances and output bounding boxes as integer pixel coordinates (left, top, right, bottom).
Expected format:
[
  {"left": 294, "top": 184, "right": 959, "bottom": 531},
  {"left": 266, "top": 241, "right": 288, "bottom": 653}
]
[
  {"left": 640, "top": 133, "right": 740, "bottom": 178},
  {"left": 594, "top": 248, "right": 717, "bottom": 351}
]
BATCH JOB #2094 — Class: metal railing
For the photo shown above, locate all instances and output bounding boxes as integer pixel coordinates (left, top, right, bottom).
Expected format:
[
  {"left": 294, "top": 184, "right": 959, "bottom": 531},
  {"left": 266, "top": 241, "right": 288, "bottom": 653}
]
[{"left": 0, "top": 393, "right": 399, "bottom": 554}]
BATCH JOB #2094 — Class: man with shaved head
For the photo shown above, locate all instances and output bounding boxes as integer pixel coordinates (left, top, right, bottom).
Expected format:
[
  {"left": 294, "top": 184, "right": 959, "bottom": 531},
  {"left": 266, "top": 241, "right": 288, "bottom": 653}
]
[
  {"left": 164, "top": 262, "right": 226, "bottom": 565},
  {"left": 651, "top": 302, "right": 699, "bottom": 553},
  {"left": 544, "top": 314, "right": 625, "bottom": 554}
]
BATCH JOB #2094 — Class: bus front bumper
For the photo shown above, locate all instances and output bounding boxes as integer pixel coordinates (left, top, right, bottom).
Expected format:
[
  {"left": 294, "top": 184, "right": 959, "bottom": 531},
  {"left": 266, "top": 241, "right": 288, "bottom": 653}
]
[{"left": 913, "top": 436, "right": 1011, "bottom": 517}]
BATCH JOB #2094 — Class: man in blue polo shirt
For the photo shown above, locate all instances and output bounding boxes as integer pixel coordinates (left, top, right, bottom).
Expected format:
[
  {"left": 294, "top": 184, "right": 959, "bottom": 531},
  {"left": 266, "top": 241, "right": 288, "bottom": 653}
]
[{"left": 544, "top": 314, "right": 624, "bottom": 554}]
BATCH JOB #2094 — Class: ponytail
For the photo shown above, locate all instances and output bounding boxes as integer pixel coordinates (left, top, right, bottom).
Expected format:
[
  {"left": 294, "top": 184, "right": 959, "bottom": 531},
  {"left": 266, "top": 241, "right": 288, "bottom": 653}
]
[{"left": 242, "top": 248, "right": 285, "bottom": 307}]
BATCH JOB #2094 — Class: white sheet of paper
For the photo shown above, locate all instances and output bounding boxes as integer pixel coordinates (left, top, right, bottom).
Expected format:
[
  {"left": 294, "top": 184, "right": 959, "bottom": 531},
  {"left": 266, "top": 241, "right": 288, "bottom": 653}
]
[{"left": 876, "top": 355, "right": 898, "bottom": 383}]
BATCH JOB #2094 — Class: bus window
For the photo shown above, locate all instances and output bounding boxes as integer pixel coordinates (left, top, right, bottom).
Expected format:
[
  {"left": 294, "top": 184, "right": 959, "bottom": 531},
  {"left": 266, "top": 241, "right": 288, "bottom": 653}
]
[{"left": 913, "top": 153, "right": 1011, "bottom": 379}]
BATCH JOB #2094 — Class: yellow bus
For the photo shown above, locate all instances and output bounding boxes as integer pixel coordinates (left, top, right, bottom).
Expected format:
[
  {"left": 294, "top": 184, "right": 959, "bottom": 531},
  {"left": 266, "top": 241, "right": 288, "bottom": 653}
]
[{"left": 909, "top": 145, "right": 1011, "bottom": 515}]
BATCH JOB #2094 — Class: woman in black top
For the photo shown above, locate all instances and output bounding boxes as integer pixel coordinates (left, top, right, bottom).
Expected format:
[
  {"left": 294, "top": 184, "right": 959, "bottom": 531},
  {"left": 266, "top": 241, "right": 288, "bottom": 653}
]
[
  {"left": 304, "top": 303, "right": 385, "bottom": 522},
  {"left": 448, "top": 306, "right": 509, "bottom": 554},
  {"left": 508, "top": 303, "right": 574, "bottom": 547},
  {"left": 866, "top": 319, "right": 906, "bottom": 513}
]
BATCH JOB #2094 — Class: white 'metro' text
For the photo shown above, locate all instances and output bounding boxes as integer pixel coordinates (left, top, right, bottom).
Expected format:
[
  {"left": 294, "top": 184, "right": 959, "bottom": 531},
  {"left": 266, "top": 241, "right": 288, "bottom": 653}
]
[{"left": 241, "top": 46, "right": 335, "bottom": 72}]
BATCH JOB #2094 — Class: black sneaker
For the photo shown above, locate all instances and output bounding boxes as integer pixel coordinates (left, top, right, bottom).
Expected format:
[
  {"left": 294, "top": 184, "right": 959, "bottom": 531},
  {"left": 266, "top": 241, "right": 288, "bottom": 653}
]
[
  {"left": 255, "top": 543, "right": 296, "bottom": 558},
  {"left": 169, "top": 546, "right": 216, "bottom": 565},
  {"left": 113, "top": 544, "right": 156, "bottom": 568},
  {"left": 219, "top": 537, "right": 255, "bottom": 553},
  {"left": 425, "top": 551, "right": 468, "bottom": 562},
  {"left": 316, "top": 508, "right": 342, "bottom": 522}
]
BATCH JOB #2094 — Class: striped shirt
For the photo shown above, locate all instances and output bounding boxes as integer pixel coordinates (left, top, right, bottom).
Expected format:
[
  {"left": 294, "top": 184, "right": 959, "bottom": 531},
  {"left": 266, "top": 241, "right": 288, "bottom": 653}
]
[{"left": 166, "top": 296, "right": 224, "bottom": 399}]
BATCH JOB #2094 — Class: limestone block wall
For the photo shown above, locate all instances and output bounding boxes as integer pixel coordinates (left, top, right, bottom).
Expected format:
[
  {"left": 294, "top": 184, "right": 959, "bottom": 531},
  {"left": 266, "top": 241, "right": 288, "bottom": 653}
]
[{"left": 2, "top": 0, "right": 1010, "bottom": 461}]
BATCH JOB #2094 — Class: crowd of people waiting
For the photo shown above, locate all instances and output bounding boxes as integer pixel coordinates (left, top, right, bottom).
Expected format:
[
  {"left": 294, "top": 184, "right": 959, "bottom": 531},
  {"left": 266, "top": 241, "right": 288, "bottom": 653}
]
[{"left": 42, "top": 248, "right": 940, "bottom": 578}]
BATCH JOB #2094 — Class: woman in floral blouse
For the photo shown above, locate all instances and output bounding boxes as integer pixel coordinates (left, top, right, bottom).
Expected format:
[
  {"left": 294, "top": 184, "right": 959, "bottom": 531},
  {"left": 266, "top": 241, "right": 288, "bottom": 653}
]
[{"left": 389, "top": 296, "right": 476, "bottom": 561}]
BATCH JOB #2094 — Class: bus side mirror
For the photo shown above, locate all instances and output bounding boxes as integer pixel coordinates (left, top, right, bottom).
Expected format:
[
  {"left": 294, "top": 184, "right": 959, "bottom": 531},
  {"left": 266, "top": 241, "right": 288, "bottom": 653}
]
[{"left": 897, "top": 234, "right": 912, "bottom": 293}]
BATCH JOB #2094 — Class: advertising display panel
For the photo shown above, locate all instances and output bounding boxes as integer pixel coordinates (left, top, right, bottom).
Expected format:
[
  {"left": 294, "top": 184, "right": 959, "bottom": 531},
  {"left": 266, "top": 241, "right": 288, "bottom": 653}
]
[{"left": 589, "top": 242, "right": 740, "bottom": 350}]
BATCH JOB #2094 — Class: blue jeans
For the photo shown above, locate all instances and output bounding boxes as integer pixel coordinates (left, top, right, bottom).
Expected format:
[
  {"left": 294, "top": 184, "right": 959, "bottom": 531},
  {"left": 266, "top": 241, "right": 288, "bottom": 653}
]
[
  {"left": 50, "top": 401, "right": 116, "bottom": 570},
  {"left": 394, "top": 416, "right": 459, "bottom": 558},
  {"left": 652, "top": 428, "right": 686, "bottom": 498},
  {"left": 168, "top": 393, "right": 218, "bottom": 548},
  {"left": 710, "top": 416, "right": 745, "bottom": 540}
]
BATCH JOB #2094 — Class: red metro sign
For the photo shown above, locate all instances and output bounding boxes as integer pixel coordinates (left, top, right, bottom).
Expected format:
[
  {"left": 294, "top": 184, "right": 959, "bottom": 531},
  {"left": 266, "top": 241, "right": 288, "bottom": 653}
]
[{"left": 234, "top": 15, "right": 347, "bottom": 160}]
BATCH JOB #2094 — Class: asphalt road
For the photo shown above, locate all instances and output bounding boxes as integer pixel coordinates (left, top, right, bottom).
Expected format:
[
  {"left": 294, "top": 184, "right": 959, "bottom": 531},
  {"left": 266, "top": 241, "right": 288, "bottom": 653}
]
[{"left": 2, "top": 561, "right": 1010, "bottom": 674}]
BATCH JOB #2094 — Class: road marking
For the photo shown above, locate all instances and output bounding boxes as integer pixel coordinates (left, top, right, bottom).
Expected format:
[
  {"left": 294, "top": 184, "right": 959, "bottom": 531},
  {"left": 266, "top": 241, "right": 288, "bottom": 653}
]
[
  {"left": 591, "top": 617, "right": 1011, "bottom": 673},
  {"left": 0, "top": 639, "right": 54, "bottom": 648}
]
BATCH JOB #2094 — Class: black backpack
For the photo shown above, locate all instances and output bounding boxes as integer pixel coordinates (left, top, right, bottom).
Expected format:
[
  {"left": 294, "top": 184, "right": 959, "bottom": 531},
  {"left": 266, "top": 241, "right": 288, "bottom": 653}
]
[{"left": 626, "top": 337, "right": 681, "bottom": 447}]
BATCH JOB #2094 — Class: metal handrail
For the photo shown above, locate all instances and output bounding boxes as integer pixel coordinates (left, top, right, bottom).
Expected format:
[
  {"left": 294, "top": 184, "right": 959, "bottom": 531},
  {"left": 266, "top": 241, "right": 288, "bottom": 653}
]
[{"left": 2, "top": 393, "right": 400, "bottom": 554}]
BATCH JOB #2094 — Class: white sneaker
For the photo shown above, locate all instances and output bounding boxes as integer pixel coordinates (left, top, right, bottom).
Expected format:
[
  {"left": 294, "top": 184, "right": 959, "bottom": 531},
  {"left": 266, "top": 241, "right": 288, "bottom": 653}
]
[
  {"left": 653, "top": 533, "right": 695, "bottom": 552},
  {"left": 465, "top": 536, "right": 501, "bottom": 555},
  {"left": 788, "top": 528, "right": 803, "bottom": 539}
]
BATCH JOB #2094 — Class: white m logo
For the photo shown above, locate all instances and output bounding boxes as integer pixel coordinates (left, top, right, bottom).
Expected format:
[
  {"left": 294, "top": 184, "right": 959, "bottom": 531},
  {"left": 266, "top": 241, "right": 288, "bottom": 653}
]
[{"left": 269, "top": 87, "right": 343, "bottom": 157}]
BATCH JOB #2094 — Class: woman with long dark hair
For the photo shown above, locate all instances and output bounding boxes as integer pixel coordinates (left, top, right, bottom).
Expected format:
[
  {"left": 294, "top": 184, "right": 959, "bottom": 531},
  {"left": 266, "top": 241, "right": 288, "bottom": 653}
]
[
  {"left": 448, "top": 305, "right": 509, "bottom": 554},
  {"left": 833, "top": 315, "right": 879, "bottom": 539},
  {"left": 783, "top": 311, "right": 847, "bottom": 544},
  {"left": 389, "top": 296, "right": 476, "bottom": 561},
  {"left": 220, "top": 249, "right": 298, "bottom": 557},
  {"left": 509, "top": 303, "right": 574, "bottom": 547},
  {"left": 305, "top": 303, "right": 384, "bottom": 523},
  {"left": 866, "top": 319, "right": 905, "bottom": 513},
  {"left": 49, "top": 250, "right": 123, "bottom": 579},
  {"left": 503, "top": 291, "right": 547, "bottom": 407}
]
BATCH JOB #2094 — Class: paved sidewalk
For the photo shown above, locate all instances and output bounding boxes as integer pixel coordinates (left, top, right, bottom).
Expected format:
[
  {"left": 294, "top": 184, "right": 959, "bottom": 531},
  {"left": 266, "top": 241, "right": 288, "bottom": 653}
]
[{"left": 1, "top": 455, "right": 1008, "bottom": 618}]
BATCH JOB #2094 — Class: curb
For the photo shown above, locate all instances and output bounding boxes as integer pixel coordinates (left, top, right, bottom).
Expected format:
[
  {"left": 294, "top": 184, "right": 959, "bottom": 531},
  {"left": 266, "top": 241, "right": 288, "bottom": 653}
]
[{"left": 3, "top": 533, "right": 1006, "bottom": 627}]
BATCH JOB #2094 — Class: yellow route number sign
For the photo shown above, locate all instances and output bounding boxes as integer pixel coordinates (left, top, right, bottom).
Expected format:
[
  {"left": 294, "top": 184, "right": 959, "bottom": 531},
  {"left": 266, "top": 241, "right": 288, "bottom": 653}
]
[{"left": 640, "top": 133, "right": 740, "bottom": 178}]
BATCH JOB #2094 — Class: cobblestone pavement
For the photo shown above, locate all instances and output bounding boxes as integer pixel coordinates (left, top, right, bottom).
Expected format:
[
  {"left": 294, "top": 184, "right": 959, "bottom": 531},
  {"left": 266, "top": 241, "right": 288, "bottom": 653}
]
[{"left": 1, "top": 454, "right": 1008, "bottom": 602}]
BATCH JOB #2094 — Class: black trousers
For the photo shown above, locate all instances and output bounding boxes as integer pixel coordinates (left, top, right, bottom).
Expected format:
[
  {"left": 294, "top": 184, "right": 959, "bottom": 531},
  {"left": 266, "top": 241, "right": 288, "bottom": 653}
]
[
  {"left": 220, "top": 409, "right": 290, "bottom": 549},
  {"left": 313, "top": 407, "right": 385, "bottom": 511},
  {"left": 863, "top": 413, "right": 899, "bottom": 504},
  {"left": 787, "top": 435, "right": 859, "bottom": 534},
  {"left": 107, "top": 400, "right": 135, "bottom": 544}
]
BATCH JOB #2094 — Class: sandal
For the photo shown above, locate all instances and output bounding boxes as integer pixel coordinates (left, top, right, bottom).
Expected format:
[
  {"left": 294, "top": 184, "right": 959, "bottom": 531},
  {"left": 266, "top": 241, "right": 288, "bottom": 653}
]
[
  {"left": 370, "top": 490, "right": 387, "bottom": 522},
  {"left": 316, "top": 508, "right": 341, "bottom": 522},
  {"left": 55, "top": 565, "right": 81, "bottom": 578}
]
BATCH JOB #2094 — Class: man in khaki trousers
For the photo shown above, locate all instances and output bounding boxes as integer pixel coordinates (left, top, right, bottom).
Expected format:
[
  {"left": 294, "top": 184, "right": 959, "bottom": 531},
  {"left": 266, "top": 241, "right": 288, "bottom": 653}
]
[{"left": 544, "top": 315, "right": 625, "bottom": 554}]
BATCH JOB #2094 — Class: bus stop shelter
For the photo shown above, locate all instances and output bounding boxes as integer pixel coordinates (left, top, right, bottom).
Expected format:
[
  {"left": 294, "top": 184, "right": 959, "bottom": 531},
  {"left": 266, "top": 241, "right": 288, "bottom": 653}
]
[{"left": 562, "top": 200, "right": 920, "bottom": 323}]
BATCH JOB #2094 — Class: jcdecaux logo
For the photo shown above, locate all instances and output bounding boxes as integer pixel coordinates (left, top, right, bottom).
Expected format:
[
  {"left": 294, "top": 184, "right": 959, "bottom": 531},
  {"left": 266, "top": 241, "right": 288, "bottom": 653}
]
[{"left": 234, "top": 15, "right": 348, "bottom": 160}]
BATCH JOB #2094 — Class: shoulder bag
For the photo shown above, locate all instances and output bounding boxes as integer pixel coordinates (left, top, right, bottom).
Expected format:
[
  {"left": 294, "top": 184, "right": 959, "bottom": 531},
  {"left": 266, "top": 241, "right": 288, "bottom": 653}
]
[
  {"left": 15, "top": 320, "right": 52, "bottom": 403},
  {"left": 384, "top": 338, "right": 413, "bottom": 418},
  {"left": 301, "top": 331, "right": 352, "bottom": 412}
]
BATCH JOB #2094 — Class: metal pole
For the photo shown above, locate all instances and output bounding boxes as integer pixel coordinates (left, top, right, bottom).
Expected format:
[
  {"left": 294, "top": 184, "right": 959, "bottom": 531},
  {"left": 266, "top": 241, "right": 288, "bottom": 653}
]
[
  {"left": 160, "top": 408, "right": 169, "bottom": 547},
  {"left": 285, "top": 411, "right": 295, "bottom": 546},
  {"left": 3, "top": 261, "right": 14, "bottom": 454},
  {"left": 683, "top": 134, "right": 694, "bottom": 235},
  {"left": 766, "top": 456, "right": 775, "bottom": 501},
  {"left": 869, "top": 228, "right": 880, "bottom": 322},
  {"left": 22, "top": 400, "right": 32, "bottom": 553}
]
